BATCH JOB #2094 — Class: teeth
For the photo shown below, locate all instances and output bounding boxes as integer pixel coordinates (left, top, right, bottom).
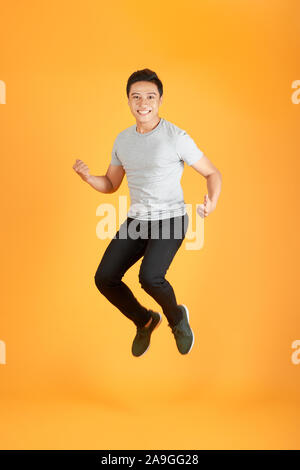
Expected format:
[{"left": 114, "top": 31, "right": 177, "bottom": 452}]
[{"left": 138, "top": 110, "right": 151, "bottom": 114}]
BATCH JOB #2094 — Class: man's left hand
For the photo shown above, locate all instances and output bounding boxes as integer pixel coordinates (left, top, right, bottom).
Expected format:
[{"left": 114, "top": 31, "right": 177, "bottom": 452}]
[{"left": 196, "top": 194, "right": 216, "bottom": 218}]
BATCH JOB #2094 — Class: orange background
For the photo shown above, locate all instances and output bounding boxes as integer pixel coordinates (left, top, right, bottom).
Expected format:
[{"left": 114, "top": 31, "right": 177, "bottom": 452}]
[{"left": 0, "top": 0, "right": 299, "bottom": 449}]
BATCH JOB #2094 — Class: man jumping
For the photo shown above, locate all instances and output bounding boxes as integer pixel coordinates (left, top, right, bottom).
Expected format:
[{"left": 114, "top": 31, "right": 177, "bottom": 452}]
[{"left": 72, "top": 68, "right": 222, "bottom": 357}]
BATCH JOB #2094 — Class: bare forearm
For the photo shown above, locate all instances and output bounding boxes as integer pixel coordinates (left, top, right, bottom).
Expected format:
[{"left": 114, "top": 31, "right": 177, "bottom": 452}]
[
  {"left": 206, "top": 171, "right": 222, "bottom": 205},
  {"left": 85, "top": 175, "right": 114, "bottom": 193}
]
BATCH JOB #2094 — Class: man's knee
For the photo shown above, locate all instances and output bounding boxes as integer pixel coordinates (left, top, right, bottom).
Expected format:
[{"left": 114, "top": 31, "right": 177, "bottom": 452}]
[
  {"left": 139, "top": 269, "right": 163, "bottom": 289},
  {"left": 94, "top": 268, "right": 115, "bottom": 291}
]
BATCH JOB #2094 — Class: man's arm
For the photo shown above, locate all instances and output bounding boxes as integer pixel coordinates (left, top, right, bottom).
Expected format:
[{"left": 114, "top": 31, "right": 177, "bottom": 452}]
[
  {"left": 86, "top": 164, "right": 125, "bottom": 193},
  {"left": 190, "top": 156, "right": 222, "bottom": 206},
  {"left": 72, "top": 159, "right": 125, "bottom": 193}
]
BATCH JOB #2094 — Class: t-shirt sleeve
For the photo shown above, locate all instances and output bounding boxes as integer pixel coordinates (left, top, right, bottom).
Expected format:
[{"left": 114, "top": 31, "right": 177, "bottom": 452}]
[
  {"left": 176, "top": 130, "right": 204, "bottom": 165},
  {"left": 110, "top": 137, "right": 123, "bottom": 166}
]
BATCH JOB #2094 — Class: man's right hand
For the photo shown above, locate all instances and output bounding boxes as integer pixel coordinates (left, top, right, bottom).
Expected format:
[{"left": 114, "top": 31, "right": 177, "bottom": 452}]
[{"left": 72, "top": 159, "right": 91, "bottom": 182}]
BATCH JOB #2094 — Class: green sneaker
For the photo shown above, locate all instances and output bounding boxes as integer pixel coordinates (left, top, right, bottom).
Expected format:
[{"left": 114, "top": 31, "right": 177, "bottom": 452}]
[
  {"left": 168, "top": 304, "right": 194, "bottom": 354},
  {"left": 132, "top": 311, "right": 162, "bottom": 357}
]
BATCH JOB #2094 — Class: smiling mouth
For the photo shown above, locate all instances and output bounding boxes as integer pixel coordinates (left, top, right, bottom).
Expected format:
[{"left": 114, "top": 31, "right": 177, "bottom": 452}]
[{"left": 137, "top": 110, "right": 152, "bottom": 115}]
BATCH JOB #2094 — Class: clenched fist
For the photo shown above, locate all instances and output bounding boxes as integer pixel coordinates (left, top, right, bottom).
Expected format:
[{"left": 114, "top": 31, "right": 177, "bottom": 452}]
[
  {"left": 196, "top": 194, "right": 216, "bottom": 218},
  {"left": 72, "top": 159, "right": 91, "bottom": 182}
]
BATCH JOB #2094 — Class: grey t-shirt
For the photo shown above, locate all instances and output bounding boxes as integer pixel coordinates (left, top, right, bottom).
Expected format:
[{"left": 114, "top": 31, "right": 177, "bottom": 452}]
[{"left": 110, "top": 117, "right": 204, "bottom": 220}]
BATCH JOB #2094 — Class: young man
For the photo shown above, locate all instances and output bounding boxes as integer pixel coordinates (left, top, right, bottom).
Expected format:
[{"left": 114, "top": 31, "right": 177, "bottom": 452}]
[{"left": 72, "top": 69, "right": 222, "bottom": 357}]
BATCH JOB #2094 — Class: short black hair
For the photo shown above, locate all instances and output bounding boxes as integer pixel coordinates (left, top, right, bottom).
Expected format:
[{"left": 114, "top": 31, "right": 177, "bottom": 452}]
[{"left": 126, "top": 68, "right": 163, "bottom": 98}]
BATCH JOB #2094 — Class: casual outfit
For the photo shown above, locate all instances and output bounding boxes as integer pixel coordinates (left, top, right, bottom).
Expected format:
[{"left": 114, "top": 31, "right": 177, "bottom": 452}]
[
  {"left": 109, "top": 117, "right": 204, "bottom": 220},
  {"left": 94, "top": 117, "right": 204, "bottom": 354}
]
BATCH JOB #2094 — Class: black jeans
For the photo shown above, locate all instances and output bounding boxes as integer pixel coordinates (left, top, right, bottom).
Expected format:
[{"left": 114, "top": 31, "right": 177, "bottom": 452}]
[{"left": 94, "top": 213, "right": 189, "bottom": 328}]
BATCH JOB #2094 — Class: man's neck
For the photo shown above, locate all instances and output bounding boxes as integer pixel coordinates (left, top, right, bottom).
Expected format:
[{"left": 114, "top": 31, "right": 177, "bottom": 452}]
[{"left": 136, "top": 116, "right": 161, "bottom": 134}]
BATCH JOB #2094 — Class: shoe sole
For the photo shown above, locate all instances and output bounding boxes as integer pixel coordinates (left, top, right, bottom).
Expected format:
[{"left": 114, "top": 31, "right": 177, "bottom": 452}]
[
  {"left": 180, "top": 304, "right": 195, "bottom": 354},
  {"left": 133, "top": 312, "right": 162, "bottom": 358}
]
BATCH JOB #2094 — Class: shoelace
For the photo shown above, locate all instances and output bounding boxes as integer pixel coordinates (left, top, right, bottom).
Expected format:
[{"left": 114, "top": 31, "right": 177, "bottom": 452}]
[
  {"left": 168, "top": 322, "right": 182, "bottom": 335},
  {"left": 136, "top": 320, "right": 153, "bottom": 336},
  {"left": 168, "top": 321, "right": 190, "bottom": 336},
  {"left": 136, "top": 327, "right": 149, "bottom": 337}
]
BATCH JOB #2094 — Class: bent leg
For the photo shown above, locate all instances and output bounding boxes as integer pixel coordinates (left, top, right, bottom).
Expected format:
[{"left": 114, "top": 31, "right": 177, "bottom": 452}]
[
  {"left": 94, "top": 218, "right": 151, "bottom": 327},
  {"left": 138, "top": 214, "right": 188, "bottom": 326}
]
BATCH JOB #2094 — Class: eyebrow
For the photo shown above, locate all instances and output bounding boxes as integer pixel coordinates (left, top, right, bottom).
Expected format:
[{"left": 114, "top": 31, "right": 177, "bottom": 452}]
[{"left": 130, "top": 92, "right": 157, "bottom": 96}]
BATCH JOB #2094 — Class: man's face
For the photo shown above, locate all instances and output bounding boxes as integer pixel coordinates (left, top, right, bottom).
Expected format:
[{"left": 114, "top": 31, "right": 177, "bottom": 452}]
[{"left": 128, "top": 81, "right": 163, "bottom": 122}]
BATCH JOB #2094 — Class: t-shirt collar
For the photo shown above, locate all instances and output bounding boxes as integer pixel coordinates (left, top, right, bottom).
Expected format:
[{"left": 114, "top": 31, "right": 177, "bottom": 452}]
[{"left": 134, "top": 117, "right": 163, "bottom": 136}]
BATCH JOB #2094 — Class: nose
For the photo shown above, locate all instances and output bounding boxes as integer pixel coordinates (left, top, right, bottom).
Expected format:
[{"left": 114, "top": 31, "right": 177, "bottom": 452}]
[{"left": 139, "top": 98, "right": 148, "bottom": 107}]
